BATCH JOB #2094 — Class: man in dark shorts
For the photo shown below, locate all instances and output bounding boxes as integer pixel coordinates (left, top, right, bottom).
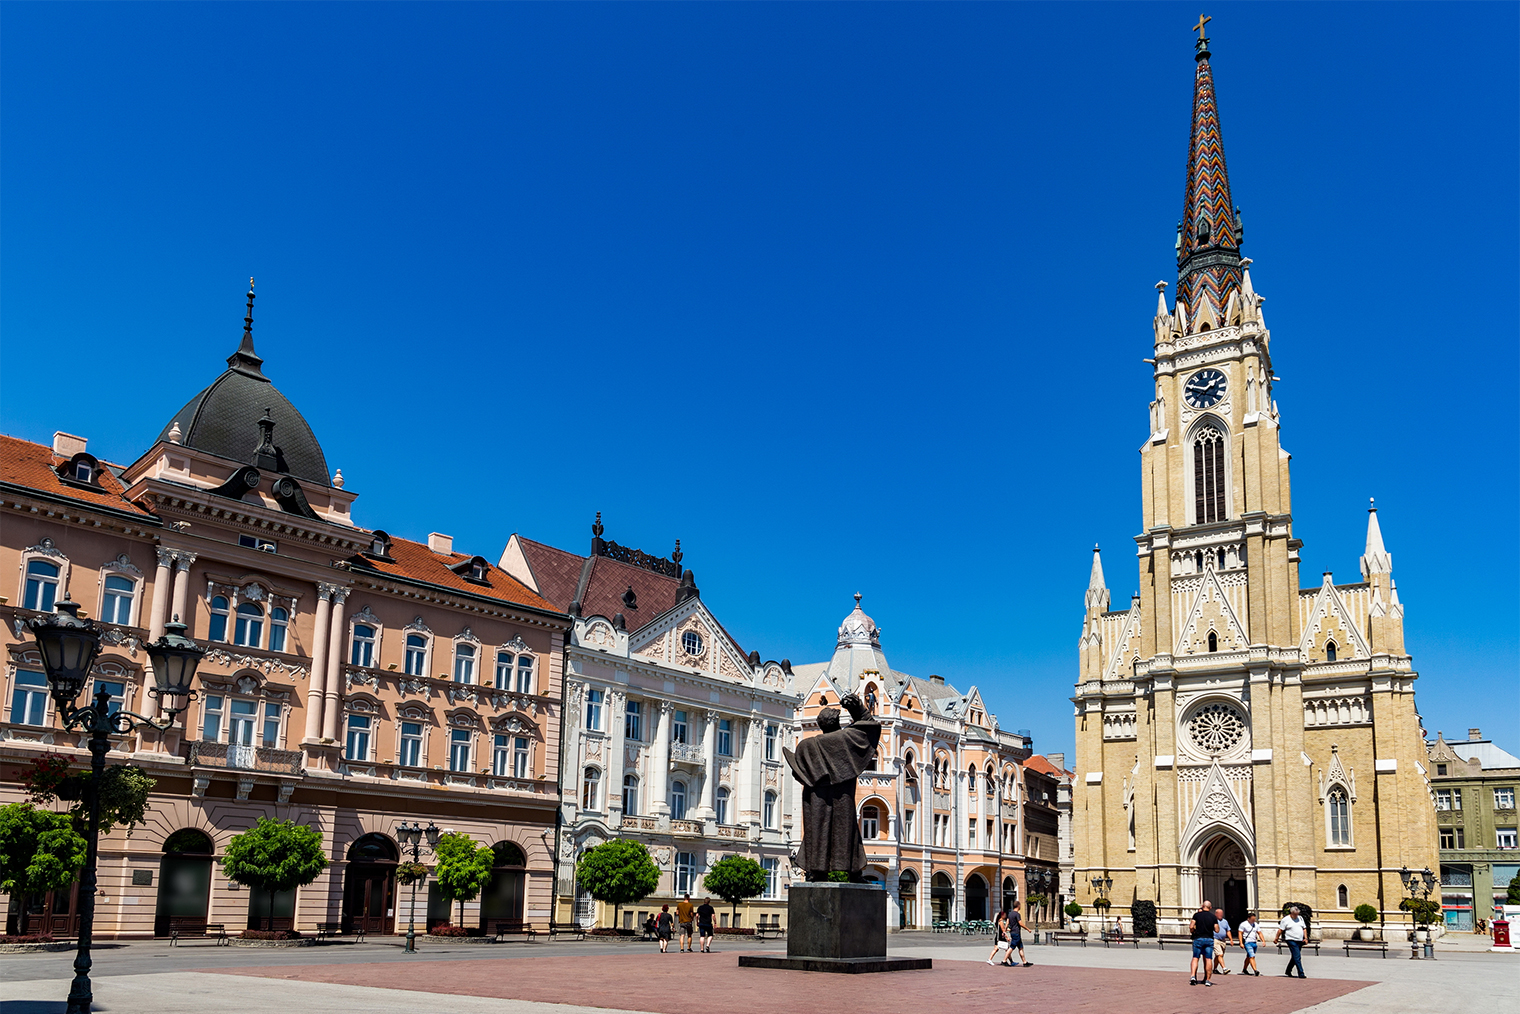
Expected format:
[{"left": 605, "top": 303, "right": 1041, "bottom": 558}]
[
  {"left": 1006, "top": 899, "right": 1032, "bottom": 966},
  {"left": 696, "top": 896, "right": 717, "bottom": 952},
  {"left": 1189, "top": 900, "right": 1219, "bottom": 986},
  {"left": 676, "top": 894, "right": 695, "bottom": 952}
]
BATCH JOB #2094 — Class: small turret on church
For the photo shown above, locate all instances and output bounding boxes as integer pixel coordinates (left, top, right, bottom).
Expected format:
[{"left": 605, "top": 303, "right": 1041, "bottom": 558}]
[{"left": 1361, "top": 500, "right": 1406, "bottom": 655}]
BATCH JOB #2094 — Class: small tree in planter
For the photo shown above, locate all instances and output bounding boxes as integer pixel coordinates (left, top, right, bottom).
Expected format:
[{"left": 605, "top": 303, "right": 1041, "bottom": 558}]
[
  {"left": 1353, "top": 904, "right": 1379, "bottom": 940},
  {"left": 1064, "top": 901, "right": 1083, "bottom": 930},
  {"left": 433, "top": 832, "right": 495, "bottom": 930},
  {"left": 0, "top": 803, "right": 87, "bottom": 936},
  {"left": 220, "top": 818, "right": 328, "bottom": 933},
  {"left": 703, "top": 855, "right": 767, "bottom": 927},
  {"left": 575, "top": 839, "right": 660, "bottom": 930}
]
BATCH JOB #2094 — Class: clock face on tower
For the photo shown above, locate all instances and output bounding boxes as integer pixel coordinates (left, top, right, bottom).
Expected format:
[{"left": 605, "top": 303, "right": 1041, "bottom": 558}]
[{"left": 1184, "top": 368, "right": 1227, "bottom": 409}]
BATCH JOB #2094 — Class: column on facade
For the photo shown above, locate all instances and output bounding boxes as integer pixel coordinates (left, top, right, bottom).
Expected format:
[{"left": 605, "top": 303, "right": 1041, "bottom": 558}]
[
  {"left": 321, "top": 587, "right": 349, "bottom": 741},
  {"left": 606, "top": 689, "right": 628, "bottom": 823},
  {"left": 563, "top": 681, "right": 584, "bottom": 813},
  {"left": 649, "top": 700, "right": 672, "bottom": 816},
  {"left": 303, "top": 585, "right": 335, "bottom": 743},
  {"left": 141, "top": 547, "right": 175, "bottom": 722},
  {"left": 738, "top": 714, "right": 760, "bottom": 824},
  {"left": 697, "top": 709, "right": 718, "bottom": 819},
  {"left": 169, "top": 551, "right": 196, "bottom": 630}
]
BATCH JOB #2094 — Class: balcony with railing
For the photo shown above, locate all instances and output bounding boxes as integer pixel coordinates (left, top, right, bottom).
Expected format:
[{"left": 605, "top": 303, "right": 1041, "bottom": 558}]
[{"left": 188, "top": 741, "right": 304, "bottom": 774}]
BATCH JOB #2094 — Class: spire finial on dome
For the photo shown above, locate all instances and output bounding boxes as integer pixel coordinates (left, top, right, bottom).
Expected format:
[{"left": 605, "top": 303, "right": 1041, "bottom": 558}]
[
  {"left": 854, "top": 592, "right": 862, "bottom": 607},
  {"left": 227, "top": 277, "right": 267, "bottom": 379},
  {"left": 1192, "top": 12, "right": 1212, "bottom": 58}
]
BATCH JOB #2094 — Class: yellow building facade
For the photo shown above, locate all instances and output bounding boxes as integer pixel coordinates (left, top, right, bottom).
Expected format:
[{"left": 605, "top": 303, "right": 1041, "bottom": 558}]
[{"left": 1071, "top": 27, "right": 1438, "bottom": 938}]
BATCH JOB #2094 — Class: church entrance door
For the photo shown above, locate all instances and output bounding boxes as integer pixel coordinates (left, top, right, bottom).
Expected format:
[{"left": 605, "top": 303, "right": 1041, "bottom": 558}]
[{"left": 1198, "top": 835, "right": 1249, "bottom": 930}]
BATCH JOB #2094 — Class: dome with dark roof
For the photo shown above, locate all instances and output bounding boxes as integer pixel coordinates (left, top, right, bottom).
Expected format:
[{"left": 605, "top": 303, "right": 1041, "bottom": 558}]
[{"left": 155, "top": 285, "right": 330, "bottom": 485}]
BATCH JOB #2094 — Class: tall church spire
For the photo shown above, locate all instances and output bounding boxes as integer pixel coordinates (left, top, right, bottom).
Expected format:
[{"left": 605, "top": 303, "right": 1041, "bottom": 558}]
[
  {"left": 1177, "top": 16, "right": 1243, "bottom": 331},
  {"left": 1085, "top": 544, "right": 1110, "bottom": 613},
  {"left": 1360, "top": 498, "right": 1393, "bottom": 578}
]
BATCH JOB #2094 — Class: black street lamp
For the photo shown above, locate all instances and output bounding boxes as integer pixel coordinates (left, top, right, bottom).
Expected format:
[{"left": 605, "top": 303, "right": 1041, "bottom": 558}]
[
  {"left": 29, "top": 599, "right": 203, "bottom": 1014},
  {"left": 1399, "top": 865, "right": 1440, "bottom": 960},
  {"left": 397, "top": 821, "right": 441, "bottom": 953}
]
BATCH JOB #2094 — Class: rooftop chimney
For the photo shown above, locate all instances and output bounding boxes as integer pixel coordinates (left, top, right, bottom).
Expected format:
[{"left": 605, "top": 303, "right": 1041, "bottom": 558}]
[
  {"left": 52, "top": 432, "right": 87, "bottom": 457},
  {"left": 1468, "top": 728, "right": 1482, "bottom": 741},
  {"left": 428, "top": 533, "right": 454, "bottom": 555},
  {"left": 1046, "top": 752, "right": 1065, "bottom": 772},
  {"left": 929, "top": 674, "right": 944, "bottom": 685}
]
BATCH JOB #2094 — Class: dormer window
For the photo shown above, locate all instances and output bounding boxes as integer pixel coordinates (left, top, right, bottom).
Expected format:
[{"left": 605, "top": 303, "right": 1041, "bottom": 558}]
[
  {"left": 449, "top": 555, "right": 491, "bottom": 584},
  {"left": 75, "top": 461, "right": 94, "bottom": 483},
  {"left": 55, "top": 452, "right": 103, "bottom": 489},
  {"left": 372, "top": 537, "right": 386, "bottom": 555},
  {"left": 470, "top": 562, "right": 487, "bottom": 582},
  {"left": 365, "top": 531, "right": 394, "bottom": 561}
]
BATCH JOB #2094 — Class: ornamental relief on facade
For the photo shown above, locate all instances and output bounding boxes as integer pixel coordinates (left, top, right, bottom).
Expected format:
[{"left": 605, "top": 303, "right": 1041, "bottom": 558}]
[
  {"left": 202, "top": 648, "right": 308, "bottom": 680},
  {"left": 1102, "top": 711, "right": 1138, "bottom": 740},
  {"left": 584, "top": 622, "right": 616, "bottom": 649}
]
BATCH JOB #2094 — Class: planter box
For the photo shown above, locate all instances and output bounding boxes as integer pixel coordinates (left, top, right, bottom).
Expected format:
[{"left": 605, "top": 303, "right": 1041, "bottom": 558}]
[{"left": 231, "top": 938, "right": 318, "bottom": 948}]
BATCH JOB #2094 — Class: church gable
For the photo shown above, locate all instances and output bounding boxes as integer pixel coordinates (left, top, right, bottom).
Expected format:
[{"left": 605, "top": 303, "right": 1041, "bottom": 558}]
[
  {"left": 1298, "top": 578, "right": 1370, "bottom": 662},
  {"left": 1103, "top": 603, "right": 1143, "bottom": 681},
  {"left": 1174, "top": 570, "right": 1249, "bottom": 656},
  {"left": 1180, "top": 761, "right": 1254, "bottom": 853}
]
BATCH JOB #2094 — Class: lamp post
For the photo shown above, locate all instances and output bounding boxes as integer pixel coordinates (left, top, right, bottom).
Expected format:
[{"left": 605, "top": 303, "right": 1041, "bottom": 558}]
[
  {"left": 28, "top": 599, "right": 203, "bottom": 1014},
  {"left": 1091, "top": 872, "right": 1113, "bottom": 935},
  {"left": 397, "top": 821, "right": 441, "bottom": 953},
  {"left": 1399, "top": 866, "right": 1439, "bottom": 960}
]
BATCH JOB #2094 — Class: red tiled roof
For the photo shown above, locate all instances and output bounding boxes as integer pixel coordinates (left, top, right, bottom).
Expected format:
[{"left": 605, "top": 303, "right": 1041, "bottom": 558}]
[
  {"left": 578, "top": 556, "right": 681, "bottom": 630},
  {"left": 353, "top": 535, "right": 560, "bottom": 614},
  {"left": 515, "top": 537, "right": 589, "bottom": 612},
  {"left": 0, "top": 434, "right": 156, "bottom": 518},
  {"left": 1024, "top": 755, "right": 1068, "bottom": 778}
]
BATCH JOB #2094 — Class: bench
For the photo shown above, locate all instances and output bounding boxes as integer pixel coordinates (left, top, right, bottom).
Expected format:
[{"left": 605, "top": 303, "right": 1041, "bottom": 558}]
[
  {"left": 1101, "top": 930, "right": 1140, "bottom": 948},
  {"left": 491, "top": 920, "right": 539, "bottom": 942},
  {"left": 1048, "top": 931, "right": 1087, "bottom": 947},
  {"left": 316, "top": 922, "right": 366, "bottom": 943},
  {"left": 755, "top": 924, "right": 786, "bottom": 939},
  {"left": 1343, "top": 939, "right": 1388, "bottom": 958},
  {"left": 1155, "top": 934, "right": 1195, "bottom": 949},
  {"left": 170, "top": 922, "right": 229, "bottom": 946},
  {"left": 547, "top": 921, "right": 585, "bottom": 941},
  {"left": 1275, "top": 937, "right": 1321, "bottom": 956}
]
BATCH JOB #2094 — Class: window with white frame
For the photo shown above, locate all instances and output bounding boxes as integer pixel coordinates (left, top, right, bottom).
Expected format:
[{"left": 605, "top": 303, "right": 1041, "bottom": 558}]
[
  {"left": 453, "top": 643, "right": 476, "bottom": 684},
  {"left": 675, "top": 852, "right": 696, "bottom": 894},
  {"left": 23, "top": 560, "right": 60, "bottom": 612},
  {"left": 404, "top": 634, "right": 428, "bottom": 676},
  {"left": 1497, "top": 827, "right": 1518, "bottom": 850},
  {"left": 672, "top": 710, "right": 688, "bottom": 744},
  {"left": 715, "top": 787, "right": 730, "bottom": 825},
  {"left": 1496, "top": 788, "right": 1516, "bottom": 810},
  {"left": 903, "top": 808, "right": 915, "bottom": 843},
  {"left": 585, "top": 688, "right": 604, "bottom": 731},
  {"left": 582, "top": 767, "right": 601, "bottom": 809},
  {"left": 967, "top": 818, "right": 976, "bottom": 847},
  {"left": 1328, "top": 788, "right": 1351, "bottom": 846},
  {"left": 233, "top": 602, "right": 263, "bottom": 647},
  {"left": 208, "top": 596, "right": 231, "bottom": 642},
  {"left": 717, "top": 718, "right": 733, "bottom": 756},
  {"left": 513, "top": 736, "right": 530, "bottom": 778},
  {"left": 448, "top": 729, "right": 471, "bottom": 772},
  {"left": 624, "top": 700, "right": 642, "bottom": 741},
  {"left": 623, "top": 774, "right": 639, "bottom": 815},
  {"left": 492, "top": 734, "right": 513, "bottom": 777},
  {"left": 1436, "top": 790, "right": 1454, "bottom": 811},
  {"left": 765, "top": 723, "right": 778, "bottom": 761},
  {"left": 100, "top": 575, "right": 135, "bottom": 625},
  {"left": 495, "top": 650, "right": 535, "bottom": 693},
  {"left": 671, "top": 780, "right": 688, "bottom": 819},
  {"left": 346, "top": 715, "right": 372, "bottom": 761},
  {"left": 494, "top": 652, "right": 513, "bottom": 690},
  {"left": 10, "top": 670, "right": 49, "bottom": 726},
  {"left": 514, "top": 653, "right": 534, "bottom": 694},
  {"left": 351, "top": 624, "right": 376, "bottom": 667},
  {"left": 761, "top": 857, "right": 780, "bottom": 898},
  {"left": 399, "top": 722, "right": 423, "bottom": 767},
  {"left": 269, "top": 607, "right": 289, "bottom": 652},
  {"left": 260, "top": 702, "right": 280, "bottom": 747},
  {"left": 229, "top": 699, "right": 259, "bottom": 746},
  {"left": 201, "top": 695, "right": 225, "bottom": 741},
  {"left": 860, "top": 805, "right": 879, "bottom": 840}
]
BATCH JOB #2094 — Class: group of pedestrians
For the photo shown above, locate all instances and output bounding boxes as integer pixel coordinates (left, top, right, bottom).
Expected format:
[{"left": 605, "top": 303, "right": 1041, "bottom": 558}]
[
  {"left": 650, "top": 894, "right": 717, "bottom": 954},
  {"left": 1188, "top": 900, "right": 1309, "bottom": 986},
  {"left": 984, "top": 900, "right": 1035, "bottom": 967}
]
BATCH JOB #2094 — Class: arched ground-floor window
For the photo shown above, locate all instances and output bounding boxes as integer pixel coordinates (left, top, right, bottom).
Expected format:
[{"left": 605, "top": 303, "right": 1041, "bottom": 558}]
[{"left": 155, "top": 829, "right": 214, "bottom": 937}]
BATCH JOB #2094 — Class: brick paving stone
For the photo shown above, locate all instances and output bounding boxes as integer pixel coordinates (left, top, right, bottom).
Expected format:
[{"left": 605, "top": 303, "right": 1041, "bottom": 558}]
[{"left": 211, "top": 953, "right": 1372, "bottom": 1013}]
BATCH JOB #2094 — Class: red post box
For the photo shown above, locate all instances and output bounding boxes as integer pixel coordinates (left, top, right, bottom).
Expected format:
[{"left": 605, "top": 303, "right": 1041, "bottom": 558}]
[{"left": 1494, "top": 919, "right": 1511, "bottom": 949}]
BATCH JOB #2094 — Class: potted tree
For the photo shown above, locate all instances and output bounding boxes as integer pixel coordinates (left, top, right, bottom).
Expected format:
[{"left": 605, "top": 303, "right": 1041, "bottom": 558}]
[
  {"left": 1353, "top": 904, "right": 1378, "bottom": 941},
  {"left": 1065, "top": 901, "right": 1084, "bottom": 934}
]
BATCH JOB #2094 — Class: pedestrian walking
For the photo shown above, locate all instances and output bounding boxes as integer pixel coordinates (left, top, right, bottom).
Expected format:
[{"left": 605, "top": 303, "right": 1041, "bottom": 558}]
[
  {"left": 1238, "top": 912, "right": 1263, "bottom": 975},
  {"left": 676, "top": 894, "right": 696, "bottom": 952},
  {"left": 1188, "top": 900, "right": 1219, "bottom": 986},
  {"left": 1212, "top": 907, "right": 1233, "bottom": 975},
  {"left": 655, "top": 905, "right": 674, "bottom": 953},
  {"left": 696, "top": 897, "right": 716, "bottom": 952},
  {"left": 1275, "top": 906, "right": 1309, "bottom": 978},
  {"left": 1007, "top": 899, "right": 1032, "bottom": 966},
  {"left": 987, "top": 910, "right": 1013, "bottom": 965}
]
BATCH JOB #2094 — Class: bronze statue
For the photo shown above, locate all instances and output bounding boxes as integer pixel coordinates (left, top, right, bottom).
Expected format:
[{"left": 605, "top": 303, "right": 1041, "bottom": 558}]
[{"left": 784, "top": 692, "right": 880, "bottom": 881}]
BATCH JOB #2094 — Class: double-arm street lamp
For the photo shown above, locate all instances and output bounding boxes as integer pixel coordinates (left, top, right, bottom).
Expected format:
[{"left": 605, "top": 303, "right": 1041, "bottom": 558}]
[
  {"left": 28, "top": 597, "right": 205, "bottom": 1014},
  {"left": 1091, "top": 872, "right": 1114, "bottom": 933},
  {"left": 396, "top": 821, "right": 441, "bottom": 953},
  {"left": 1399, "top": 865, "right": 1439, "bottom": 960}
]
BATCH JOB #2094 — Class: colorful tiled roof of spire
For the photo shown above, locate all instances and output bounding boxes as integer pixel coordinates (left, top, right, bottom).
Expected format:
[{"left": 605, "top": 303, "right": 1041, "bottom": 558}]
[{"left": 1177, "top": 16, "right": 1243, "bottom": 327}]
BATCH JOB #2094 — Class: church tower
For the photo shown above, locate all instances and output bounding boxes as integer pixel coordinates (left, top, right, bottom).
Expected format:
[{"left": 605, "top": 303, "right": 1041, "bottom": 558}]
[{"left": 1072, "top": 19, "right": 1436, "bottom": 937}]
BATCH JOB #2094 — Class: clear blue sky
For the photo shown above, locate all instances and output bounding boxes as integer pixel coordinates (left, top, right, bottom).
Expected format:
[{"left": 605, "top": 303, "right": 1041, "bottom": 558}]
[{"left": 3, "top": 3, "right": 1516, "bottom": 760}]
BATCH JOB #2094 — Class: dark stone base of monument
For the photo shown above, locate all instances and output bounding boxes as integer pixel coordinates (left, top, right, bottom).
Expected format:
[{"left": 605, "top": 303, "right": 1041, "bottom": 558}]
[{"left": 736, "top": 882, "right": 932, "bottom": 974}]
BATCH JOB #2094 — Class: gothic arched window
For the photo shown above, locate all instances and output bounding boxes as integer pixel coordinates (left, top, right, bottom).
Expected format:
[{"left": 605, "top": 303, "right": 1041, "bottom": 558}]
[
  {"left": 1328, "top": 788, "right": 1351, "bottom": 846},
  {"left": 1192, "top": 422, "right": 1228, "bottom": 524},
  {"left": 1207, "top": 631, "right": 1218, "bottom": 653},
  {"left": 1325, "top": 640, "right": 1338, "bottom": 662}
]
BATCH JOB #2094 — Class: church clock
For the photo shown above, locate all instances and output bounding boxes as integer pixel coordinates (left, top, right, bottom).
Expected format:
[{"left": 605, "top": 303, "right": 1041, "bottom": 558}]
[{"left": 1183, "top": 368, "right": 1227, "bottom": 409}]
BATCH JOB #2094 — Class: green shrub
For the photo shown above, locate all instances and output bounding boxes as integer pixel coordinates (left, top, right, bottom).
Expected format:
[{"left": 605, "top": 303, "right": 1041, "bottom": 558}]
[
  {"left": 1353, "top": 904, "right": 1378, "bottom": 924},
  {"left": 1131, "top": 900, "right": 1157, "bottom": 937},
  {"left": 1064, "top": 902, "right": 1083, "bottom": 918}
]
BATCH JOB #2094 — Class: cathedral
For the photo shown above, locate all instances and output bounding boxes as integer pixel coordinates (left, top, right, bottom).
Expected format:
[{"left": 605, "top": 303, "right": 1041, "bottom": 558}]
[{"left": 1072, "top": 22, "right": 1438, "bottom": 938}]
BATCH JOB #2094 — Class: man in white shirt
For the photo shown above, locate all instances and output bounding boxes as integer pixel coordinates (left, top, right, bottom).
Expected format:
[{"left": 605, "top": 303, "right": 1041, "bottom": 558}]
[
  {"left": 1275, "top": 906, "right": 1308, "bottom": 978},
  {"left": 1238, "top": 912, "right": 1262, "bottom": 976}
]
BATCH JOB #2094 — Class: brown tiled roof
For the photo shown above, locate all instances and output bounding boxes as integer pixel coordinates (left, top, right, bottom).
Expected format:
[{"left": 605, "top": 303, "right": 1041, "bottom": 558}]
[
  {"left": 353, "top": 535, "right": 560, "bottom": 614},
  {"left": 0, "top": 434, "right": 156, "bottom": 518},
  {"left": 1024, "top": 755, "right": 1068, "bottom": 778},
  {"left": 578, "top": 556, "right": 681, "bottom": 629},
  {"left": 515, "top": 537, "right": 589, "bottom": 611}
]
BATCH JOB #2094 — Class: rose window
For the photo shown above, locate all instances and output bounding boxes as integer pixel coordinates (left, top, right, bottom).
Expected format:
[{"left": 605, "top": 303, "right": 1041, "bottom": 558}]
[{"left": 1189, "top": 703, "right": 1246, "bottom": 754}]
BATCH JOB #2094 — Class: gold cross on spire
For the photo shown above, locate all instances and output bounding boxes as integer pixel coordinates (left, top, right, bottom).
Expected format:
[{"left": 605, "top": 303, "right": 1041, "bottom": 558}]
[{"left": 1193, "top": 13, "right": 1211, "bottom": 40}]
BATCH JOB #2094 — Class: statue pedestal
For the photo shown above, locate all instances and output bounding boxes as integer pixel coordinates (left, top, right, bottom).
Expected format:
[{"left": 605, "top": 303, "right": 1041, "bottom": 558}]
[{"left": 738, "top": 883, "right": 931, "bottom": 974}]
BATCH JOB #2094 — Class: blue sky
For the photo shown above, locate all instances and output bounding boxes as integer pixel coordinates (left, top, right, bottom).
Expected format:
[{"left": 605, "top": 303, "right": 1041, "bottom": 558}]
[{"left": 3, "top": 2, "right": 1516, "bottom": 759}]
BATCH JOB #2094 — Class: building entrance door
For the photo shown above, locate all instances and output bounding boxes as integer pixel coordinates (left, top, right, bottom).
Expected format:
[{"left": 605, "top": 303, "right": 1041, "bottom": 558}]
[
  {"left": 342, "top": 833, "right": 398, "bottom": 935},
  {"left": 1199, "top": 835, "right": 1250, "bottom": 930}
]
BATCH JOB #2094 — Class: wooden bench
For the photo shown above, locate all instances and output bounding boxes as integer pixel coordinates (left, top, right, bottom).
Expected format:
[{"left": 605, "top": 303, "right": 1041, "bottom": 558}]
[
  {"left": 1275, "top": 937, "right": 1321, "bottom": 956},
  {"left": 314, "top": 922, "right": 366, "bottom": 943},
  {"left": 170, "top": 922, "right": 228, "bottom": 946},
  {"left": 1155, "top": 934, "right": 1196, "bottom": 949},
  {"left": 491, "top": 920, "right": 539, "bottom": 942},
  {"left": 1101, "top": 930, "right": 1140, "bottom": 948},
  {"left": 1342, "top": 939, "right": 1388, "bottom": 958},
  {"left": 755, "top": 924, "right": 786, "bottom": 939},
  {"left": 1048, "top": 931, "right": 1087, "bottom": 947},
  {"left": 547, "top": 921, "right": 585, "bottom": 941}
]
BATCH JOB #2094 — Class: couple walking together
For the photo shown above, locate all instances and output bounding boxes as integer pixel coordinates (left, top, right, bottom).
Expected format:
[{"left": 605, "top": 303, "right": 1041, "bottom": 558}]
[
  {"left": 984, "top": 900, "right": 1034, "bottom": 968},
  {"left": 653, "top": 894, "right": 716, "bottom": 953}
]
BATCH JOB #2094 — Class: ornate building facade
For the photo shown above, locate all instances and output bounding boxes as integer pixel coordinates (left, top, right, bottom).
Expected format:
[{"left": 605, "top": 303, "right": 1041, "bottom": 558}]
[
  {"left": 2, "top": 287, "right": 567, "bottom": 938},
  {"left": 794, "top": 597, "right": 1063, "bottom": 929},
  {"left": 500, "top": 524, "right": 800, "bottom": 929},
  {"left": 1072, "top": 26, "right": 1438, "bottom": 938}
]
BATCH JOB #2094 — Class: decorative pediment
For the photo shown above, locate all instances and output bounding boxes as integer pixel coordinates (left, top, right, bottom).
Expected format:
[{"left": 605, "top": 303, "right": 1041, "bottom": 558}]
[
  {"left": 404, "top": 616, "right": 433, "bottom": 635},
  {"left": 502, "top": 634, "right": 532, "bottom": 655},
  {"left": 1103, "top": 603, "right": 1143, "bottom": 680},
  {"left": 397, "top": 703, "right": 432, "bottom": 722},
  {"left": 448, "top": 709, "right": 480, "bottom": 728},
  {"left": 1180, "top": 761, "right": 1254, "bottom": 850},
  {"left": 347, "top": 696, "right": 379, "bottom": 715},
  {"left": 1318, "top": 744, "right": 1356, "bottom": 803},
  {"left": 1298, "top": 579, "right": 1371, "bottom": 661},
  {"left": 352, "top": 605, "right": 382, "bottom": 628},
  {"left": 25, "top": 538, "right": 65, "bottom": 559},
  {"left": 491, "top": 714, "right": 539, "bottom": 737},
  {"left": 454, "top": 626, "right": 479, "bottom": 644},
  {"left": 102, "top": 553, "right": 142, "bottom": 577},
  {"left": 1175, "top": 569, "right": 1250, "bottom": 655}
]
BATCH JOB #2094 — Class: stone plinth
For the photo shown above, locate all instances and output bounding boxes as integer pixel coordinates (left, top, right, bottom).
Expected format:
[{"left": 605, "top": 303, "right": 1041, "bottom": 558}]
[{"left": 737, "top": 882, "right": 931, "bottom": 974}]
